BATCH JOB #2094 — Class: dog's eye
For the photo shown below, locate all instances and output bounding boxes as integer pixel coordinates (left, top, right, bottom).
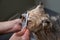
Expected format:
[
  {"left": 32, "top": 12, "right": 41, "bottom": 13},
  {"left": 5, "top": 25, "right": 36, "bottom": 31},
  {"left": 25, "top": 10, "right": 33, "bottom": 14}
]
[
  {"left": 42, "top": 20, "right": 50, "bottom": 24},
  {"left": 42, "top": 20, "right": 50, "bottom": 27}
]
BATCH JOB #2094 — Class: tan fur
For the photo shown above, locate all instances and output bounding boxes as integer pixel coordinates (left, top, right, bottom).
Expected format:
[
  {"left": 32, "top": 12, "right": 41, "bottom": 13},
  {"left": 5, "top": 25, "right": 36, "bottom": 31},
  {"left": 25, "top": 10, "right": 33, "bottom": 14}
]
[{"left": 27, "top": 4, "right": 53, "bottom": 40}]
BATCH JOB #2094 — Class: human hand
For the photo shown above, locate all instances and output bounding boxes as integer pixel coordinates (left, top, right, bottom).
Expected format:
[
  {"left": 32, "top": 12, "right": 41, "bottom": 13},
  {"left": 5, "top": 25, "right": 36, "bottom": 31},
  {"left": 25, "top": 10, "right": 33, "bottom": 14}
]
[
  {"left": 9, "top": 28, "right": 30, "bottom": 40},
  {"left": 0, "top": 19, "right": 22, "bottom": 34}
]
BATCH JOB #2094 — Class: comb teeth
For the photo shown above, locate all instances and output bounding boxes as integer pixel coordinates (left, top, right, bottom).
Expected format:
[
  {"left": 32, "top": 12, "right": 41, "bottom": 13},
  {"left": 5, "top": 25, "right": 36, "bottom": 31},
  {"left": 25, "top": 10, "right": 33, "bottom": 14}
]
[{"left": 21, "top": 12, "right": 28, "bottom": 28}]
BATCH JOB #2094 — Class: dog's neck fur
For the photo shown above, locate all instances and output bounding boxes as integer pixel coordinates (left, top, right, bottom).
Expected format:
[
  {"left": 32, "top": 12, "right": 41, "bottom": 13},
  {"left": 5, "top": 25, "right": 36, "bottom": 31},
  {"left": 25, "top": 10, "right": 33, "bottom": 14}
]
[{"left": 34, "top": 25, "right": 57, "bottom": 40}]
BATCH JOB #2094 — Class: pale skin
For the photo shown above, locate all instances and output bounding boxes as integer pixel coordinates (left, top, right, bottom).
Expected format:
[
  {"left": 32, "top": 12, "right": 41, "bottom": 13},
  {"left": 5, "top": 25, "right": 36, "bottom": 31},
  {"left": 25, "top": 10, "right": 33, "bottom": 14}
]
[{"left": 0, "top": 19, "right": 30, "bottom": 40}]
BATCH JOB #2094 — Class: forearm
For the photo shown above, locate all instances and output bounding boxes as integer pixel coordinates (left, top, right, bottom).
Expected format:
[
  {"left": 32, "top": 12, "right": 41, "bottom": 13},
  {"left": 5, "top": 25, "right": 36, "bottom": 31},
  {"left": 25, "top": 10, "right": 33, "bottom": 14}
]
[
  {"left": 0, "top": 19, "right": 21, "bottom": 34},
  {"left": 0, "top": 21, "right": 16, "bottom": 33}
]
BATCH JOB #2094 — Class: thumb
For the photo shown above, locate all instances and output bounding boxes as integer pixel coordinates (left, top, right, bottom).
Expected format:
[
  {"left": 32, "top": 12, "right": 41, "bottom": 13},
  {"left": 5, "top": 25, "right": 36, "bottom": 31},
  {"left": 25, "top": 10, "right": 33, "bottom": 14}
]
[
  {"left": 15, "top": 27, "right": 26, "bottom": 36},
  {"left": 22, "top": 29, "right": 30, "bottom": 40}
]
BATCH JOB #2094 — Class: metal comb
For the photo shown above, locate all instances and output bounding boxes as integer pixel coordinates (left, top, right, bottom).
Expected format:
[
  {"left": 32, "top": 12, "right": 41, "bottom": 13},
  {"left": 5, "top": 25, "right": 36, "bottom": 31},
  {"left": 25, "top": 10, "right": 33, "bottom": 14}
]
[{"left": 21, "top": 12, "right": 28, "bottom": 27}]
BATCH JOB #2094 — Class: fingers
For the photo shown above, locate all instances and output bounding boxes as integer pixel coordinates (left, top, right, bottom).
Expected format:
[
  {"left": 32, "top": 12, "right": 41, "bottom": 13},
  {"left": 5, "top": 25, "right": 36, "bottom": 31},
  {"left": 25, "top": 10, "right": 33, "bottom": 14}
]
[
  {"left": 10, "top": 19, "right": 22, "bottom": 31},
  {"left": 11, "top": 19, "right": 22, "bottom": 24},
  {"left": 15, "top": 27, "right": 26, "bottom": 36},
  {"left": 6, "top": 23, "right": 21, "bottom": 33},
  {"left": 22, "top": 29, "right": 30, "bottom": 40},
  {"left": 9, "top": 28, "right": 30, "bottom": 40},
  {"left": 0, "top": 19, "right": 23, "bottom": 34}
]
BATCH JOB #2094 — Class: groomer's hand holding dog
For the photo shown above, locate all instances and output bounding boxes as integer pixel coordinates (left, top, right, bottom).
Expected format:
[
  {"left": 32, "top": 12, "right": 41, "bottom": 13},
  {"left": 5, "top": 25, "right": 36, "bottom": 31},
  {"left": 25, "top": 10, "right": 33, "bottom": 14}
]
[
  {"left": 9, "top": 27, "right": 30, "bottom": 40},
  {"left": 0, "top": 19, "right": 22, "bottom": 33},
  {"left": 0, "top": 19, "right": 30, "bottom": 40}
]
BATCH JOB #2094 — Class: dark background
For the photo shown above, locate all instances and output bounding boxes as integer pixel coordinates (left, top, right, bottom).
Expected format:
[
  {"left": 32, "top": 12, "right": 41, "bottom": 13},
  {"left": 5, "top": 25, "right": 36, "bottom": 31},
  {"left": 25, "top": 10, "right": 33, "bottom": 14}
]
[{"left": 0, "top": 0, "right": 35, "bottom": 21}]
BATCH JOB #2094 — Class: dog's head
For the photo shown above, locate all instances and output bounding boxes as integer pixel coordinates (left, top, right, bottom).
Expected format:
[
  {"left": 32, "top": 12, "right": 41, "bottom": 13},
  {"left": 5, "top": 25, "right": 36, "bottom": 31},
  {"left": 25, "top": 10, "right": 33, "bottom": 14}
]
[{"left": 27, "top": 4, "right": 52, "bottom": 33}]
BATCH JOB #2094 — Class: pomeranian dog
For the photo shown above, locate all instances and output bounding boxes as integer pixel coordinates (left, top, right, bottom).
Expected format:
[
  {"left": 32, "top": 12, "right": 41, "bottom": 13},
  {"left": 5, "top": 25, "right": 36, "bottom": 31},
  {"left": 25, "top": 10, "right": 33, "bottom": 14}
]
[{"left": 26, "top": 3, "right": 60, "bottom": 40}]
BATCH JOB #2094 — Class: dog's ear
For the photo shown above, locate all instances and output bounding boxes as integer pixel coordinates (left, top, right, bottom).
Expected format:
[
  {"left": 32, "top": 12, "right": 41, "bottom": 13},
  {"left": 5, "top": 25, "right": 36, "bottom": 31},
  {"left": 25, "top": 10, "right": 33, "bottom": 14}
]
[{"left": 38, "top": 2, "right": 44, "bottom": 8}]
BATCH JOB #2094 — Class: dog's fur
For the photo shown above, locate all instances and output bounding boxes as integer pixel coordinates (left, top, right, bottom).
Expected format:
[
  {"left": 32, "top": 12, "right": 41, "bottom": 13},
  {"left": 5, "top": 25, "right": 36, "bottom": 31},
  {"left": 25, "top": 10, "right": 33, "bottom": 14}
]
[{"left": 27, "top": 4, "right": 60, "bottom": 40}]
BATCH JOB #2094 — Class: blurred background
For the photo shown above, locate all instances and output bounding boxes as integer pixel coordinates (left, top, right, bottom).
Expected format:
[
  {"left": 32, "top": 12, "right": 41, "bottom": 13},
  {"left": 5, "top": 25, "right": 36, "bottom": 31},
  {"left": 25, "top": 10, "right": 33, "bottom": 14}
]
[
  {"left": 0, "top": 0, "right": 35, "bottom": 21},
  {"left": 0, "top": 0, "right": 60, "bottom": 21}
]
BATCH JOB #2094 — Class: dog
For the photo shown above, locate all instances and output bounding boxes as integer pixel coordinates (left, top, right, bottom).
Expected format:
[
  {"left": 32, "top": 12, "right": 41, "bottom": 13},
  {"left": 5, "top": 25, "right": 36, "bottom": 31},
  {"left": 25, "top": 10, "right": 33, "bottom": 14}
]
[{"left": 26, "top": 3, "right": 60, "bottom": 40}]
